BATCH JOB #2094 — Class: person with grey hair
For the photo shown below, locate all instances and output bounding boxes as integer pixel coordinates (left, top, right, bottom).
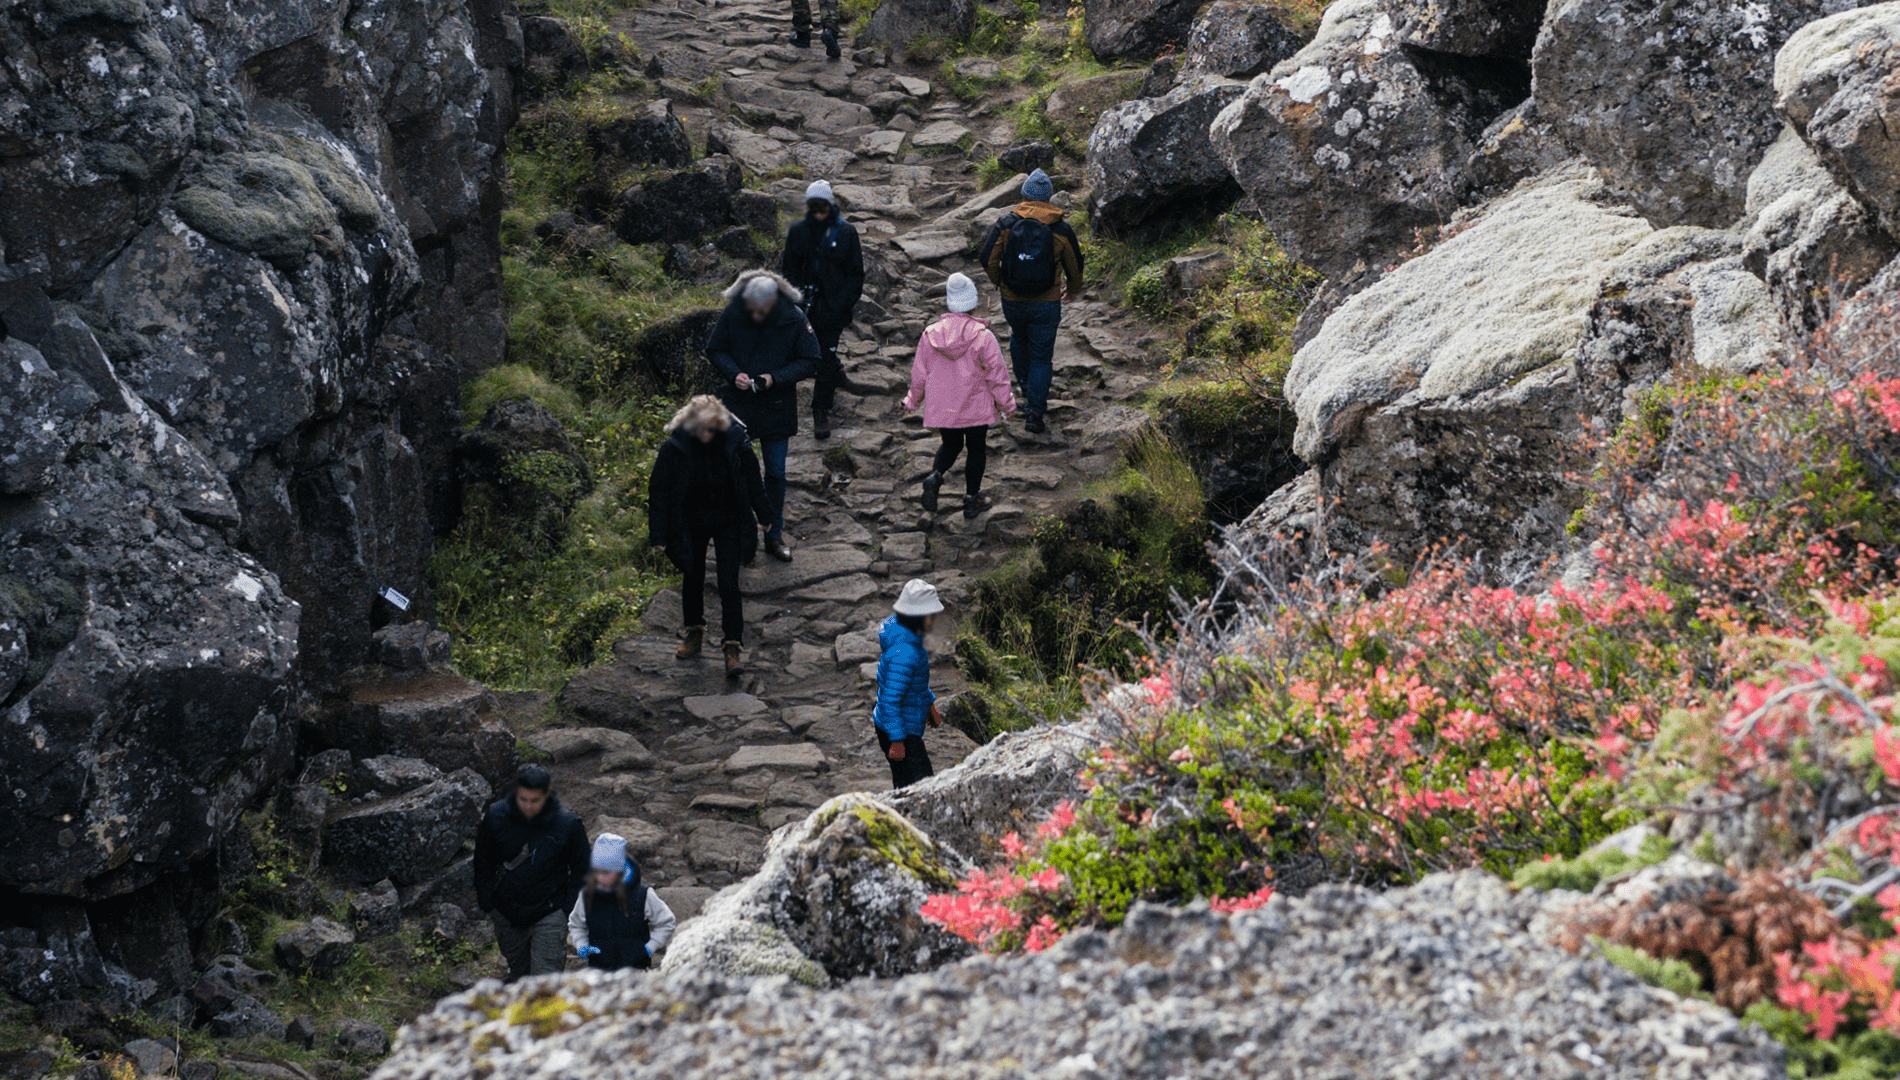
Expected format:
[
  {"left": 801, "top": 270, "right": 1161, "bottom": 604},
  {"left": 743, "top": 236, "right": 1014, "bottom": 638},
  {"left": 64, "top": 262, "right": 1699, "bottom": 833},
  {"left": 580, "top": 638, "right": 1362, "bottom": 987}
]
[{"left": 706, "top": 269, "right": 820, "bottom": 564}]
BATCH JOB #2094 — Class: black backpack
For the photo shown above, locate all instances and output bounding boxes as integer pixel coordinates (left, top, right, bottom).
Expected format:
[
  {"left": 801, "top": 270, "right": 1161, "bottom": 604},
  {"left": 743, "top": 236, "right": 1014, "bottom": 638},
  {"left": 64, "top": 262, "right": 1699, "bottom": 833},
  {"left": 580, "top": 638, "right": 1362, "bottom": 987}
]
[{"left": 1001, "top": 215, "right": 1058, "bottom": 294}]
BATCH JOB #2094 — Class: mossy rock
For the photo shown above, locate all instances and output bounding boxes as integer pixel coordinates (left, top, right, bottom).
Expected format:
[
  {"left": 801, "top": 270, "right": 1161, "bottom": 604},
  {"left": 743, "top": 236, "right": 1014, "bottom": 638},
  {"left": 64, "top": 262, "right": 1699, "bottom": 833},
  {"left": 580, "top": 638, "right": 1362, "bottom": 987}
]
[{"left": 171, "top": 133, "right": 382, "bottom": 266}]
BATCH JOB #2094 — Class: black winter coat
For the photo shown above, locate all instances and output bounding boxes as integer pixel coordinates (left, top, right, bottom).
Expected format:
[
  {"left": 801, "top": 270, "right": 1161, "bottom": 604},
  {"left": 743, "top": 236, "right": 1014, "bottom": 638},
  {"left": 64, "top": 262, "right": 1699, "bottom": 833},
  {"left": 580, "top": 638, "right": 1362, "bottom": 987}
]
[
  {"left": 646, "top": 421, "right": 770, "bottom": 561},
  {"left": 583, "top": 879, "right": 653, "bottom": 972},
  {"left": 780, "top": 212, "right": 865, "bottom": 331},
  {"left": 472, "top": 794, "right": 591, "bottom": 929},
  {"left": 706, "top": 295, "right": 820, "bottom": 440}
]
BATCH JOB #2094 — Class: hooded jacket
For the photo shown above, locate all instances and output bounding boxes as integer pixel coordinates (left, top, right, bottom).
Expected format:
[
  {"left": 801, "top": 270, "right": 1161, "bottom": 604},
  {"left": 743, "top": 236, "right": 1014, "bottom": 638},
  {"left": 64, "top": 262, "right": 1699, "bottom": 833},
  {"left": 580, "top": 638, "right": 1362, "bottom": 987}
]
[
  {"left": 472, "top": 792, "right": 591, "bottom": 929},
  {"left": 904, "top": 312, "right": 1016, "bottom": 429},
  {"left": 706, "top": 270, "right": 821, "bottom": 440},
  {"left": 566, "top": 862, "right": 678, "bottom": 971},
  {"left": 874, "top": 615, "right": 935, "bottom": 740},
  {"left": 780, "top": 208, "right": 865, "bottom": 331},
  {"left": 646, "top": 418, "right": 770, "bottom": 560},
  {"left": 979, "top": 202, "right": 1085, "bottom": 304}
]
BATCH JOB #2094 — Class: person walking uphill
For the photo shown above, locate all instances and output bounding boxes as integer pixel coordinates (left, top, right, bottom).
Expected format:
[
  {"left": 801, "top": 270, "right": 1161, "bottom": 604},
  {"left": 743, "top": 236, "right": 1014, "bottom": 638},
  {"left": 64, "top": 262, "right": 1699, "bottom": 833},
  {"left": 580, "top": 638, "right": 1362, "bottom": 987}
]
[
  {"left": 874, "top": 579, "right": 946, "bottom": 790},
  {"left": 648, "top": 395, "right": 770, "bottom": 679},
  {"left": 780, "top": 180, "right": 863, "bottom": 441},
  {"left": 473, "top": 764, "right": 591, "bottom": 982},
  {"left": 707, "top": 269, "right": 820, "bottom": 564},
  {"left": 568, "top": 834, "right": 677, "bottom": 973},
  {"left": 905, "top": 273, "right": 1015, "bottom": 520},
  {"left": 978, "top": 169, "right": 1084, "bottom": 435}
]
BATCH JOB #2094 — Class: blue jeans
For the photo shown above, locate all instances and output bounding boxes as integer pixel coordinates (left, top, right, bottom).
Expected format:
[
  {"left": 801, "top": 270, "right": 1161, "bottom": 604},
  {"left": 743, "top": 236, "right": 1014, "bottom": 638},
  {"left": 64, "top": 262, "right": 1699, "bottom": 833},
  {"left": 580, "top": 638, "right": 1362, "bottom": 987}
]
[
  {"left": 758, "top": 437, "right": 789, "bottom": 542},
  {"left": 1001, "top": 299, "right": 1061, "bottom": 420}
]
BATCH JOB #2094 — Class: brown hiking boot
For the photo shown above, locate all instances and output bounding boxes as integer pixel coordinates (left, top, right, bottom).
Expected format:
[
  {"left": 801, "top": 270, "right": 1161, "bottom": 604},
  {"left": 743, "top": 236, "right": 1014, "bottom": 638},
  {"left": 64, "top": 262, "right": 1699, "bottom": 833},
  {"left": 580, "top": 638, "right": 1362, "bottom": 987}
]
[
  {"left": 677, "top": 626, "right": 704, "bottom": 660},
  {"left": 723, "top": 640, "right": 746, "bottom": 679}
]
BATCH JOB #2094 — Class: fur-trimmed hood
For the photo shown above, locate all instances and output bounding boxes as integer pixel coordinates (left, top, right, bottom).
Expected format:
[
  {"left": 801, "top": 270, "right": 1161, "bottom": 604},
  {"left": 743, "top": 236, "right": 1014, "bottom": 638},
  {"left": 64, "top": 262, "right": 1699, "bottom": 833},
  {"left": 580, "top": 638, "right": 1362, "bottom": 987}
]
[{"left": 722, "top": 269, "right": 804, "bottom": 306}]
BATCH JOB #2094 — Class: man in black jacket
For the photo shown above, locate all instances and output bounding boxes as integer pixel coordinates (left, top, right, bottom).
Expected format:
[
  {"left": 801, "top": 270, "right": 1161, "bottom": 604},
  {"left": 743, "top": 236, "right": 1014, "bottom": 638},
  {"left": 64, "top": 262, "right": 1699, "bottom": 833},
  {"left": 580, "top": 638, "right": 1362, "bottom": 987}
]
[
  {"left": 473, "top": 764, "right": 591, "bottom": 982},
  {"left": 648, "top": 395, "right": 771, "bottom": 678},
  {"left": 707, "top": 269, "right": 820, "bottom": 563},
  {"left": 779, "top": 180, "right": 863, "bottom": 441}
]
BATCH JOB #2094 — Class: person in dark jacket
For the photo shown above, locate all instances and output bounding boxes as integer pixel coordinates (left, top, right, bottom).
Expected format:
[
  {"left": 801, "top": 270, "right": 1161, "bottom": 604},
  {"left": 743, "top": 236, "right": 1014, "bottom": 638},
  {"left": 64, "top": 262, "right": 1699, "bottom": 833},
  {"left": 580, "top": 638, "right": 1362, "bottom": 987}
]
[
  {"left": 706, "top": 269, "right": 820, "bottom": 563},
  {"left": 647, "top": 395, "right": 770, "bottom": 679},
  {"left": 472, "top": 764, "right": 591, "bottom": 981},
  {"left": 779, "top": 180, "right": 864, "bottom": 441},
  {"left": 567, "top": 833, "right": 677, "bottom": 972},
  {"left": 977, "top": 169, "right": 1085, "bottom": 435},
  {"left": 874, "top": 579, "right": 946, "bottom": 789},
  {"left": 789, "top": 0, "right": 840, "bottom": 57}
]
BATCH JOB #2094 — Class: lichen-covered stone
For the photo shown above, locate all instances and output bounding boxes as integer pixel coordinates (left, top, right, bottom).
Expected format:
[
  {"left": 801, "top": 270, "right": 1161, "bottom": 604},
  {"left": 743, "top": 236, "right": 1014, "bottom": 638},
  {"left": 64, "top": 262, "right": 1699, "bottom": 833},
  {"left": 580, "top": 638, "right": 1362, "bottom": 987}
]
[
  {"left": 1742, "top": 125, "right": 1899, "bottom": 330},
  {"left": 1177, "top": 0, "right": 1307, "bottom": 79},
  {"left": 1083, "top": 0, "right": 1202, "bottom": 59},
  {"left": 1774, "top": 3, "right": 1900, "bottom": 238},
  {"left": 885, "top": 721, "right": 1099, "bottom": 862},
  {"left": 1087, "top": 75, "right": 1247, "bottom": 237},
  {"left": 378, "top": 873, "right": 1786, "bottom": 1080}
]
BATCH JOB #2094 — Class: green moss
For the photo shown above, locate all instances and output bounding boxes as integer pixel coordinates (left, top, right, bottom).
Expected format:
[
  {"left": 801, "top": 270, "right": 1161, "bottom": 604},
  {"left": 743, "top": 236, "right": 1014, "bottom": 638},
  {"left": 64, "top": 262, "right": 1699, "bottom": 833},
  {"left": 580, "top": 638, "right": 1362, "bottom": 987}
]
[
  {"left": 847, "top": 804, "right": 962, "bottom": 890},
  {"left": 172, "top": 151, "right": 341, "bottom": 263},
  {"left": 1511, "top": 831, "right": 1674, "bottom": 892},
  {"left": 1594, "top": 938, "right": 1708, "bottom": 1000},
  {"left": 504, "top": 990, "right": 594, "bottom": 1039}
]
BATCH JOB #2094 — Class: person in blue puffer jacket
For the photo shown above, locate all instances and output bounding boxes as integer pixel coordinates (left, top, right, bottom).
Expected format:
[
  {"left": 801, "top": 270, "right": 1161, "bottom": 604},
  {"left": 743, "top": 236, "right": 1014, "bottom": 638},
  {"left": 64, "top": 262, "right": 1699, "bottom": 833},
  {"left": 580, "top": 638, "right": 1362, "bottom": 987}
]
[{"left": 874, "top": 579, "right": 946, "bottom": 789}]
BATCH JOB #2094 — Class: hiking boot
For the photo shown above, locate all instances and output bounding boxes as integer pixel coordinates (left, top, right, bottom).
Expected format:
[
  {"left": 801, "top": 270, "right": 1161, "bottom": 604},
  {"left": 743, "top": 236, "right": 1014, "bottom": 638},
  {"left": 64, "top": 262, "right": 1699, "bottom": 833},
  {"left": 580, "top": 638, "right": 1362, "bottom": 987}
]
[
  {"left": 821, "top": 26, "right": 841, "bottom": 58},
  {"left": 963, "top": 493, "right": 991, "bottom": 520},
  {"left": 1024, "top": 414, "right": 1047, "bottom": 435},
  {"left": 921, "top": 470, "right": 943, "bottom": 513},
  {"left": 767, "top": 539, "right": 794, "bottom": 562},
  {"left": 677, "top": 626, "right": 704, "bottom": 660},
  {"left": 724, "top": 641, "right": 746, "bottom": 679},
  {"left": 790, "top": 30, "right": 812, "bottom": 47},
  {"left": 813, "top": 406, "right": 832, "bottom": 440}
]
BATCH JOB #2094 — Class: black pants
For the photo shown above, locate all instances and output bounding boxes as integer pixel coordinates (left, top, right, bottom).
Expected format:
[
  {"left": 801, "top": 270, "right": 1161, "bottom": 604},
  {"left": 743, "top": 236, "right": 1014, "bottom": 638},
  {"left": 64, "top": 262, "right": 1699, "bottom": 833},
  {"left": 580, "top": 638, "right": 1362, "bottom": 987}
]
[
  {"left": 812, "top": 326, "right": 844, "bottom": 412},
  {"left": 877, "top": 732, "right": 934, "bottom": 789},
  {"left": 932, "top": 425, "right": 988, "bottom": 497},
  {"left": 790, "top": 0, "right": 839, "bottom": 36},
  {"left": 676, "top": 524, "right": 744, "bottom": 644}
]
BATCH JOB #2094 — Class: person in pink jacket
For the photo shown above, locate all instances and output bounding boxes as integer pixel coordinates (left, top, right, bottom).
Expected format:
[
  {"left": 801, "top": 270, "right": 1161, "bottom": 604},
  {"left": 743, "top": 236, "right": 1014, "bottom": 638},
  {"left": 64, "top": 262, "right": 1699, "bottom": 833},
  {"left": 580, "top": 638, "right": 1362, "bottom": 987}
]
[{"left": 905, "top": 273, "right": 1017, "bottom": 519}]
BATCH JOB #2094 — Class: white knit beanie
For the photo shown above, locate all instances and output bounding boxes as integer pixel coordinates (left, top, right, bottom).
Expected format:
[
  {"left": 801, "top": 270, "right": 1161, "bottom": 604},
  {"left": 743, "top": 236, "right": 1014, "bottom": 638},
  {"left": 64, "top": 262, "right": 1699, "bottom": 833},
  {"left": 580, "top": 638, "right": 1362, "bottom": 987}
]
[
  {"left": 591, "top": 833, "right": 628, "bottom": 871},
  {"left": 805, "top": 179, "right": 834, "bottom": 204},
  {"left": 945, "top": 272, "right": 979, "bottom": 313}
]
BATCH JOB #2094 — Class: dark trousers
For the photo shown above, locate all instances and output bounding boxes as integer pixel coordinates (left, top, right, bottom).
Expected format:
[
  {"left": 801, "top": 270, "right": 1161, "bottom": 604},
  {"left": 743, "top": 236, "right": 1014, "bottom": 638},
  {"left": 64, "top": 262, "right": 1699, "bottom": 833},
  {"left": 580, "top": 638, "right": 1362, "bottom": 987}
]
[
  {"left": 790, "top": 0, "right": 838, "bottom": 34},
  {"left": 757, "top": 437, "right": 789, "bottom": 544},
  {"left": 812, "top": 327, "right": 845, "bottom": 412},
  {"left": 1001, "top": 299, "right": 1061, "bottom": 421},
  {"left": 877, "top": 732, "right": 934, "bottom": 789},
  {"left": 677, "top": 523, "right": 745, "bottom": 644},
  {"left": 492, "top": 909, "right": 565, "bottom": 982},
  {"left": 932, "top": 425, "right": 988, "bottom": 497}
]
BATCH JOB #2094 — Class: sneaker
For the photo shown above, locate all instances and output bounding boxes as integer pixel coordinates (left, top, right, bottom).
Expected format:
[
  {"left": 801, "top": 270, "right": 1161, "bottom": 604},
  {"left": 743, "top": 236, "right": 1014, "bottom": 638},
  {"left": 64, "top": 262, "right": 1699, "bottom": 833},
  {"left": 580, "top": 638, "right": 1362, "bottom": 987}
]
[
  {"left": 813, "top": 406, "right": 831, "bottom": 440},
  {"left": 1024, "top": 415, "right": 1047, "bottom": 434},
  {"left": 767, "top": 539, "right": 794, "bottom": 562},
  {"left": 724, "top": 641, "right": 746, "bottom": 679},
  {"left": 821, "top": 26, "right": 840, "bottom": 58},
  {"left": 962, "top": 493, "right": 990, "bottom": 520},
  {"left": 677, "top": 626, "right": 704, "bottom": 660},
  {"left": 790, "top": 30, "right": 812, "bottom": 48},
  {"left": 921, "top": 470, "right": 943, "bottom": 513}
]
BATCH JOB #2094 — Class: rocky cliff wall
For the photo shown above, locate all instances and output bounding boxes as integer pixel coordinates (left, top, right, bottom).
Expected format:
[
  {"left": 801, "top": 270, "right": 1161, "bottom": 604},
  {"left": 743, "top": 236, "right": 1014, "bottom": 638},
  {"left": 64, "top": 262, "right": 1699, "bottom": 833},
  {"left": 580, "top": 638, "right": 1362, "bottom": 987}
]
[{"left": 0, "top": 0, "right": 519, "bottom": 992}]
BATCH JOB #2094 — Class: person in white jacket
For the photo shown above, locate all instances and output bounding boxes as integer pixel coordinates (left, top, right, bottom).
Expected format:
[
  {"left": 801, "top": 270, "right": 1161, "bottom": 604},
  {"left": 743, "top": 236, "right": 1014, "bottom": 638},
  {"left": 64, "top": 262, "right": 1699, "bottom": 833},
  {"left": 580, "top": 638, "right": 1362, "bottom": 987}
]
[{"left": 567, "top": 833, "right": 676, "bottom": 971}]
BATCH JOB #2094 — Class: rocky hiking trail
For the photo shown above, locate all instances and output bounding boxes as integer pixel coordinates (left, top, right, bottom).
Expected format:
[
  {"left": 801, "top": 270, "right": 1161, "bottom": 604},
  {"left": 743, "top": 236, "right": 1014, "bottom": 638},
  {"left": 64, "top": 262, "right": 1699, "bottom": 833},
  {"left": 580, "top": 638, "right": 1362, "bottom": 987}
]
[{"left": 517, "top": 2, "right": 1161, "bottom": 925}]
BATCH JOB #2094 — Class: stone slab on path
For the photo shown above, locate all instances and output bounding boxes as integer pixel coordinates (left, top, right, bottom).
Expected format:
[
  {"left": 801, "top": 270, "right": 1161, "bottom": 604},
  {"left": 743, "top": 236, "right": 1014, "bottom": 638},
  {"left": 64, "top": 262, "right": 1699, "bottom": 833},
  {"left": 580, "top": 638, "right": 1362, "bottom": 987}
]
[
  {"left": 725, "top": 744, "right": 829, "bottom": 773},
  {"left": 912, "top": 120, "right": 971, "bottom": 147},
  {"left": 857, "top": 130, "right": 906, "bottom": 157},
  {"left": 684, "top": 693, "right": 770, "bottom": 721},
  {"left": 725, "top": 78, "right": 874, "bottom": 135},
  {"left": 591, "top": 815, "right": 668, "bottom": 857},
  {"left": 894, "top": 230, "right": 967, "bottom": 261},
  {"left": 743, "top": 544, "right": 874, "bottom": 594},
  {"left": 789, "top": 573, "right": 881, "bottom": 604},
  {"left": 528, "top": 726, "right": 648, "bottom": 762},
  {"left": 834, "top": 626, "right": 881, "bottom": 669}
]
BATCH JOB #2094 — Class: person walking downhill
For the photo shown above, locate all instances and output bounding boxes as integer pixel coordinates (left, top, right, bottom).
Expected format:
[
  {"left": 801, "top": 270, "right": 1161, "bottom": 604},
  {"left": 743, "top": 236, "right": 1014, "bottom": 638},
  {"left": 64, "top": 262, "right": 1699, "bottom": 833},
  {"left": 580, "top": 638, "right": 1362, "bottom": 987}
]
[
  {"left": 707, "top": 269, "right": 820, "bottom": 564},
  {"left": 874, "top": 579, "right": 946, "bottom": 790},
  {"left": 567, "top": 833, "right": 677, "bottom": 973},
  {"left": 647, "top": 395, "right": 770, "bottom": 679},
  {"left": 473, "top": 764, "right": 591, "bottom": 982},
  {"left": 789, "top": 0, "right": 841, "bottom": 58},
  {"left": 780, "top": 180, "right": 864, "bottom": 441},
  {"left": 978, "top": 168, "right": 1084, "bottom": 435},
  {"left": 905, "top": 273, "right": 1015, "bottom": 520}
]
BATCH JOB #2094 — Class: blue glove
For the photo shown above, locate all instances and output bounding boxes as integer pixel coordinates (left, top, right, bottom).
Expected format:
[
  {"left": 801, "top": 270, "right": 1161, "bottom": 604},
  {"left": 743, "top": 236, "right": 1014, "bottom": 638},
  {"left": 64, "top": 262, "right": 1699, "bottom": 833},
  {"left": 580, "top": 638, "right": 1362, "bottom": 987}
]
[
  {"left": 644, "top": 945, "right": 652, "bottom": 957},
  {"left": 577, "top": 945, "right": 600, "bottom": 958}
]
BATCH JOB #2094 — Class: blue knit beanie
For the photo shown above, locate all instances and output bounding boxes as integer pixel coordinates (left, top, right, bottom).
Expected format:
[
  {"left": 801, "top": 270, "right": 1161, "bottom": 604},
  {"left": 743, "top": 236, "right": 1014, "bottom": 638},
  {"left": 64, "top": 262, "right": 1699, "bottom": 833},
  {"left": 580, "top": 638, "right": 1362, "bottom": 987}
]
[{"left": 1022, "top": 168, "right": 1054, "bottom": 202}]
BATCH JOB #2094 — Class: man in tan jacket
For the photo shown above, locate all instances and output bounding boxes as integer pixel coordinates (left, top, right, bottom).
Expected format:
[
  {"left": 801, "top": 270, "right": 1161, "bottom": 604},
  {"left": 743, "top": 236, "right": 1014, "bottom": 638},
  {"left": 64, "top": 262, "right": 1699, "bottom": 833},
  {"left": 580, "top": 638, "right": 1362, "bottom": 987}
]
[{"left": 979, "top": 169, "right": 1085, "bottom": 434}]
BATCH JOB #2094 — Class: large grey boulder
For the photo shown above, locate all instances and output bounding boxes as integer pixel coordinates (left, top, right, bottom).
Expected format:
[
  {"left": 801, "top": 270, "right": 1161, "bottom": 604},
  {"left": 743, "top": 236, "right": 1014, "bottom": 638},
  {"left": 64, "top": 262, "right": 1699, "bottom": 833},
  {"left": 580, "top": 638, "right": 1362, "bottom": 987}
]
[
  {"left": 884, "top": 721, "right": 1099, "bottom": 862},
  {"left": 1534, "top": 0, "right": 1862, "bottom": 228},
  {"left": 380, "top": 872, "right": 1785, "bottom": 1080},
  {"left": 1385, "top": 0, "right": 1548, "bottom": 58},
  {"left": 861, "top": 0, "right": 975, "bottom": 45},
  {"left": 1178, "top": 0, "right": 1309, "bottom": 80},
  {"left": 1210, "top": 0, "right": 1530, "bottom": 280},
  {"left": 1084, "top": 0, "right": 1203, "bottom": 59},
  {"left": 1087, "top": 76, "right": 1248, "bottom": 237},
  {"left": 1775, "top": 3, "right": 1900, "bottom": 238},
  {"left": 333, "top": 674, "right": 516, "bottom": 786},
  {"left": 664, "top": 794, "right": 970, "bottom": 985},
  {"left": 1742, "top": 125, "right": 1898, "bottom": 330},
  {"left": 322, "top": 769, "right": 489, "bottom": 886}
]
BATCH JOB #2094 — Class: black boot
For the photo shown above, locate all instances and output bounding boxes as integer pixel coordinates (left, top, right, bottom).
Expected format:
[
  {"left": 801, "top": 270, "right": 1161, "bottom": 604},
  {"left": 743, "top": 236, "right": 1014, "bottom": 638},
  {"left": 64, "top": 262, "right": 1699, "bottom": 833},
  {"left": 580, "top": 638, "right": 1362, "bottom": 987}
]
[
  {"left": 1024, "top": 414, "right": 1047, "bottom": 434},
  {"left": 821, "top": 26, "right": 840, "bottom": 58},
  {"left": 963, "top": 492, "right": 990, "bottom": 520},
  {"left": 790, "top": 29, "right": 812, "bottom": 47},
  {"left": 813, "top": 406, "right": 831, "bottom": 440},
  {"left": 921, "top": 471, "right": 942, "bottom": 513}
]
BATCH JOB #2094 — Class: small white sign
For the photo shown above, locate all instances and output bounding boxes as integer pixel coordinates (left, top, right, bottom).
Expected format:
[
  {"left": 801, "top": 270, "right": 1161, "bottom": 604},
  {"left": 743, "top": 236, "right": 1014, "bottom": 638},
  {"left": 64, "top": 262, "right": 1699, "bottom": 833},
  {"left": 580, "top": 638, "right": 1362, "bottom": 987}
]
[{"left": 379, "top": 586, "right": 411, "bottom": 611}]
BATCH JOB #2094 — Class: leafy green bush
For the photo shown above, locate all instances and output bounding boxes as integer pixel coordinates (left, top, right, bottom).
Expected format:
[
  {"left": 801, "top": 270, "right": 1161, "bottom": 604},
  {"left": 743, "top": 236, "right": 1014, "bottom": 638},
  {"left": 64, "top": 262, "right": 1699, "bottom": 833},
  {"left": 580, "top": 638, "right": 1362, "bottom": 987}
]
[{"left": 1512, "top": 830, "right": 1673, "bottom": 892}]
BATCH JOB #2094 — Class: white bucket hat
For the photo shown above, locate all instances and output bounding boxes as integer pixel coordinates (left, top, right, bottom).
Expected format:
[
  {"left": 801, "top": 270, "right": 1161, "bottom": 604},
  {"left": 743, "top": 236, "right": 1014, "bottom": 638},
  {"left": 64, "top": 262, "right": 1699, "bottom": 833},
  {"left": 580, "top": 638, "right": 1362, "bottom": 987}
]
[
  {"left": 945, "top": 272, "right": 979, "bottom": 313},
  {"left": 893, "top": 578, "right": 945, "bottom": 617}
]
